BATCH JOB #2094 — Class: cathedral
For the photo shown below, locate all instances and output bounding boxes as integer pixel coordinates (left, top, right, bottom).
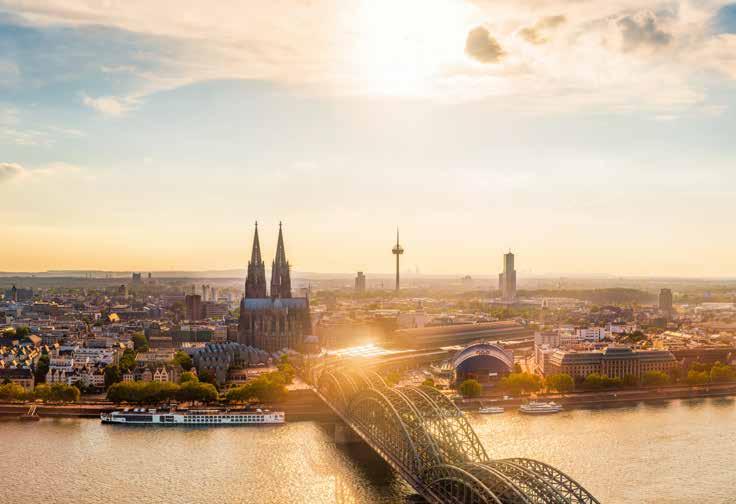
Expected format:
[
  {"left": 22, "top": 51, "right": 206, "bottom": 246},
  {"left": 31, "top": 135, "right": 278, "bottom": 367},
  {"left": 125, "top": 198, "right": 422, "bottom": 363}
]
[{"left": 237, "top": 223, "right": 311, "bottom": 353}]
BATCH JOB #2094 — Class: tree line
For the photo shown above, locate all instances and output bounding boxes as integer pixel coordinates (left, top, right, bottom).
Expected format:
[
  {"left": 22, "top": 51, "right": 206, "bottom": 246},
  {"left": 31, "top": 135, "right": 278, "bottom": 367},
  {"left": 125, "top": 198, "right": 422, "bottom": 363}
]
[
  {"left": 456, "top": 361, "right": 736, "bottom": 397},
  {"left": 0, "top": 382, "right": 80, "bottom": 402}
]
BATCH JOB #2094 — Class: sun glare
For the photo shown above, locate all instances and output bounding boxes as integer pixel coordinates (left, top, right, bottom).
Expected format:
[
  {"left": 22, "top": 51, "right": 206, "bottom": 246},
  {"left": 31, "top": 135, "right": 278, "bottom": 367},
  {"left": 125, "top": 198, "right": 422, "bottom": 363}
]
[{"left": 350, "top": 0, "right": 472, "bottom": 96}]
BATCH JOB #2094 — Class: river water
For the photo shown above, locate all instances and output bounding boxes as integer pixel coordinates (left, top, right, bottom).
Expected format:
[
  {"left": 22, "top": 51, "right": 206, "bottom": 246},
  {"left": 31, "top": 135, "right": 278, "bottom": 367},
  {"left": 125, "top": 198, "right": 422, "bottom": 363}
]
[{"left": 1, "top": 397, "right": 734, "bottom": 503}]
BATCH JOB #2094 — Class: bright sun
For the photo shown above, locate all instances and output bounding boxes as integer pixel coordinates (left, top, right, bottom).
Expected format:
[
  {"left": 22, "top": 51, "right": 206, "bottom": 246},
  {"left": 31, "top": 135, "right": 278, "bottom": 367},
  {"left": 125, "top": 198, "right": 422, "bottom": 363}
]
[{"left": 350, "top": 0, "right": 473, "bottom": 96}]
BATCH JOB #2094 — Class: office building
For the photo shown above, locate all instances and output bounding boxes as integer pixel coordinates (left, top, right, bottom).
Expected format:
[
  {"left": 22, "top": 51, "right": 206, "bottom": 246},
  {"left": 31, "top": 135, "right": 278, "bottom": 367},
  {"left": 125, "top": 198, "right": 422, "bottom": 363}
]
[
  {"left": 498, "top": 251, "right": 517, "bottom": 301},
  {"left": 355, "top": 272, "right": 366, "bottom": 294}
]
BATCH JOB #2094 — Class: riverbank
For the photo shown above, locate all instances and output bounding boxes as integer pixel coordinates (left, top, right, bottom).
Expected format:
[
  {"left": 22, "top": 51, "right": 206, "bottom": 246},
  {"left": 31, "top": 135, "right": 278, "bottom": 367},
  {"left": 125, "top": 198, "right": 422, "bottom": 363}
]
[
  {"left": 456, "top": 382, "right": 736, "bottom": 411},
  {"left": 3, "top": 383, "right": 736, "bottom": 421},
  {"left": 0, "top": 388, "right": 338, "bottom": 421}
]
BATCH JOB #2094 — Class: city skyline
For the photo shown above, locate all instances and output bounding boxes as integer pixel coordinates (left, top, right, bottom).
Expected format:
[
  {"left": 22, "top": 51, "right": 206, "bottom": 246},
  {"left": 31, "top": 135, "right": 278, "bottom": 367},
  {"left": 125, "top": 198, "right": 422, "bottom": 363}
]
[{"left": 2, "top": 1, "right": 736, "bottom": 276}]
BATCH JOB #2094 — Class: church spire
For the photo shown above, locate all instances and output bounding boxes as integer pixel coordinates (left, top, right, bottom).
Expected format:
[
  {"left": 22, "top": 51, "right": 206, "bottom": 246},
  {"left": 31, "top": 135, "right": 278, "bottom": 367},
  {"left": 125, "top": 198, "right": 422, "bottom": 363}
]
[
  {"left": 245, "top": 221, "right": 267, "bottom": 298},
  {"left": 270, "top": 221, "right": 292, "bottom": 299}
]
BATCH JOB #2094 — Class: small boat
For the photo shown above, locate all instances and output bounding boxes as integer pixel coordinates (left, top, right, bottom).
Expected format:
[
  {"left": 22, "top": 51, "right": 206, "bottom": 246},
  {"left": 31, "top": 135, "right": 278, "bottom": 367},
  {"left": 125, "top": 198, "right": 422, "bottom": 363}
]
[
  {"left": 478, "top": 405, "right": 505, "bottom": 414},
  {"left": 519, "top": 401, "right": 563, "bottom": 415}
]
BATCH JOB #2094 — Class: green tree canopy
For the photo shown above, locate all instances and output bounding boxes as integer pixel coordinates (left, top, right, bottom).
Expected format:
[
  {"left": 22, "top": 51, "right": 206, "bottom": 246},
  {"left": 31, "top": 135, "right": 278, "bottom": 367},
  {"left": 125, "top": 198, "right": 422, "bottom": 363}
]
[
  {"left": 500, "top": 373, "right": 542, "bottom": 395},
  {"left": 104, "top": 365, "right": 121, "bottom": 389},
  {"left": 225, "top": 372, "right": 288, "bottom": 404},
  {"left": 172, "top": 351, "right": 193, "bottom": 371},
  {"left": 34, "top": 383, "right": 80, "bottom": 402},
  {"left": 421, "top": 378, "right": 436, "bottom": 388},
  {"left": 132, "top": 333, "right": 149, "bottom": 352},
  {"left": 641, "top": 371, "right": 670, "bottom": 387},
  {"left": 119, "top": 349, "right": 136, "bottom": 372},
  {"left": 582, "top": 373, "right": 622, "bottom": 390},
  {"left": 35, "top": 354, "right": 50, "bottom": 383},
  {"left": 545, "top": 373, "right": 574, "bottom": 394},
  {"left": 686, "top": 370, "right": 709, "bottom": 386},
  {"left": 180, "top": 371, "right": 198, "bottom": 384},
  {"left": 709, "top": 362, "right": 735, "bottom": 383},
  {"left": 458, "top": 379, "right": 482, "bottom": 398}
]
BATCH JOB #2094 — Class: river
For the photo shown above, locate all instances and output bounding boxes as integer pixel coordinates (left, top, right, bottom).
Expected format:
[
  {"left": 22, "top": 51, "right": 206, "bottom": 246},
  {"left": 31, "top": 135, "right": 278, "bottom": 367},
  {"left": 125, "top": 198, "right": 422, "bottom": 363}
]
[{"left": 1, "top": 397, "right": 734, "bottom": 503}]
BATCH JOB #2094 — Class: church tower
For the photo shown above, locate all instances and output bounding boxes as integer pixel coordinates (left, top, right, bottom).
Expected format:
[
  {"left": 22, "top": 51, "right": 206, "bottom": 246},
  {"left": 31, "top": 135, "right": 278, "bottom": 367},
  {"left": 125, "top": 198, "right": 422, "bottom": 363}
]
[
  {"left": 270, "top": 222, "right": 292, "bottom": 299},
  {"left": 244, "top": 222, "right": 267, "bottom": 298}
]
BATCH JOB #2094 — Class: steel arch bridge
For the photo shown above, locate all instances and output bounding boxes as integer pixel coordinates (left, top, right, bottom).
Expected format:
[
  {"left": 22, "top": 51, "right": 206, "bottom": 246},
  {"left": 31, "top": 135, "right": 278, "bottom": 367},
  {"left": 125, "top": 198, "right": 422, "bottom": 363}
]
[{"left": 312, "top": 363, "right": 600, "bottom": 504}]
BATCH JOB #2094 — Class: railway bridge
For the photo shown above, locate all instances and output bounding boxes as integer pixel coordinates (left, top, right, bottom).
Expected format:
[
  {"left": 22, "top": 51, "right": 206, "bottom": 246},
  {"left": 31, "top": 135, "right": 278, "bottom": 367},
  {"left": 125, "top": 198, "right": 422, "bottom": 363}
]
[{"left": 309, "top": 362, "right": 600, "bottom": 504}]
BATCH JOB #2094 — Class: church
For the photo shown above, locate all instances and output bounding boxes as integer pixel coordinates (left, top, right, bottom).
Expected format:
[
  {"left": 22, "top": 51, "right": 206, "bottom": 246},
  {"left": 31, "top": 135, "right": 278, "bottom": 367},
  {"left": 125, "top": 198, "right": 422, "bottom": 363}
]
[{"left": 237, "top": 223, "right": 312, "bottom": 353}]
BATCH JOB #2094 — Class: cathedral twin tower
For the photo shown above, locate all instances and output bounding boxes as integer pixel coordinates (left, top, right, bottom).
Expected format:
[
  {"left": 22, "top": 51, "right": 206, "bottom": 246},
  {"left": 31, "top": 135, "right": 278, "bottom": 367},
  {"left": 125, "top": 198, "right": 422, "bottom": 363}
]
[
  {"left": 238, "top": 222, "right": 311, "bottom": 353},
  {"left": 244, "top": 222, "right": 292, "bottom": 299}
]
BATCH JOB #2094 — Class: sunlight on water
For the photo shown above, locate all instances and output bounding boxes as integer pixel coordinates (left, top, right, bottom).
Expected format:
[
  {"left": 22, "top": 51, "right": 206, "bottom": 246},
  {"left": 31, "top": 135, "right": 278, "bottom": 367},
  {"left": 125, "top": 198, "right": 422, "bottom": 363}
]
[{"left": 1, "top": 398, "right": 734, "bottom": 503}]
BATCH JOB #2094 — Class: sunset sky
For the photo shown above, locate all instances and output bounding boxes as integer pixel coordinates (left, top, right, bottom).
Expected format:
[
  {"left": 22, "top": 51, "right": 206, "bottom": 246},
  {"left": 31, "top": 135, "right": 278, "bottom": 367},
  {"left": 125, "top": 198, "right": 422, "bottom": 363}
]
[{"left": 2, "top": 1, "right": 736, "bottom": 277}]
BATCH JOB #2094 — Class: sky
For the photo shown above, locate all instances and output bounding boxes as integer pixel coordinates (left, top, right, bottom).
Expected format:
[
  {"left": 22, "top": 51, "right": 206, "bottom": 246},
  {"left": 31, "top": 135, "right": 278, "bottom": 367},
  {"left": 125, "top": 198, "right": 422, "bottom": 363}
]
[{"left": 1, "top": 0, "right": 736, "bottom": 277}]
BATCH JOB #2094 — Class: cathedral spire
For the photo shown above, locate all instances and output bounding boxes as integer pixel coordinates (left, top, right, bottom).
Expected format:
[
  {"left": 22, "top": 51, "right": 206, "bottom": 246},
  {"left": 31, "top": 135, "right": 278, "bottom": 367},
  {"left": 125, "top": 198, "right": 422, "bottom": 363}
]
[
  {"left": 245, "top": 222, "right": 267, "bottom": 298},
  {"left": 270, "top": 222, "right": 292, "bottom": 299}
]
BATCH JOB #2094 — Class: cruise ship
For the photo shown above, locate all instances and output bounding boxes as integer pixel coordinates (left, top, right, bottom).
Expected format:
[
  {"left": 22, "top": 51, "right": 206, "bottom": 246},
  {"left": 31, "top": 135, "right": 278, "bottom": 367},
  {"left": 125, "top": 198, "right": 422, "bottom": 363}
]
[
  {"left": 101, "top": 408, "right": 285, "bottom": 425},
  {"left": 519, "top": 401, "right": 563, "bottom": 415}
]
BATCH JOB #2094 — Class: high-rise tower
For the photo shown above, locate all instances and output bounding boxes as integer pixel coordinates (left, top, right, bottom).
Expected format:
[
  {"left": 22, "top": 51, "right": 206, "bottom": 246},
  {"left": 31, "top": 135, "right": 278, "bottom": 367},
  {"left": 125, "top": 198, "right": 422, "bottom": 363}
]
[
  {"left": 392, "top": 229, "right": 404, "bottom": 292},
  {"left": 270, "top": 222, "right": 292, "bottom": 299},
  {"left": 245, "top": 222, "right": 267, "bottom": 298},
  {"left": 498, "top": 251, "right": 517, "bottom": 301}
]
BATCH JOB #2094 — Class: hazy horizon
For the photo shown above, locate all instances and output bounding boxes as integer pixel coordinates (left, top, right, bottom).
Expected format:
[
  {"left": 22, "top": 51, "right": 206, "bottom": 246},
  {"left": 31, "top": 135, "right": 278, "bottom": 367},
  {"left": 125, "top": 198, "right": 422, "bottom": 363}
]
[{"left": 2, "top": 1, "right": 736, "bottom": 277}]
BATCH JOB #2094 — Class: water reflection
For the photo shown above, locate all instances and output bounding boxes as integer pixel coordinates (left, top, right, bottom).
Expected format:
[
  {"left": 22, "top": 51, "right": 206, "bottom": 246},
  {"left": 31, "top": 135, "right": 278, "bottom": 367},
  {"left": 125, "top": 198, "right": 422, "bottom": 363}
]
[{"left": 0, "top": 397, "right": 734, "bottom": 504}]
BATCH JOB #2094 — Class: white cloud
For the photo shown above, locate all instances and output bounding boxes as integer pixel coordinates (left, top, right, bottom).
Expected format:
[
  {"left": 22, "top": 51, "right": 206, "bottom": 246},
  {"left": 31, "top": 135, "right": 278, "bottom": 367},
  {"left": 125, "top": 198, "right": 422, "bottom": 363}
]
[
  {"left": 0, "top": 162, "right": 25, "bottom": 182},
  {"left": 81, "top": 94, "right": 135, "bottom": 116},
  {"left": 2, "top": 0, "right": 736, "bottom": 113},
  {"left": 0, "top": 162, "right": 82, "bottom": 184}
]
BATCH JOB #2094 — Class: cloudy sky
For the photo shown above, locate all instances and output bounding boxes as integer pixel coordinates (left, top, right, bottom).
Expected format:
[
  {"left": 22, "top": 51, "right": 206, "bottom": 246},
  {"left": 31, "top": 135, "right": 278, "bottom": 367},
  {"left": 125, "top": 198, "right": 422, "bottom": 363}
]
[{"left": 2, "top": 0, "right": 736, "bottom": 277}]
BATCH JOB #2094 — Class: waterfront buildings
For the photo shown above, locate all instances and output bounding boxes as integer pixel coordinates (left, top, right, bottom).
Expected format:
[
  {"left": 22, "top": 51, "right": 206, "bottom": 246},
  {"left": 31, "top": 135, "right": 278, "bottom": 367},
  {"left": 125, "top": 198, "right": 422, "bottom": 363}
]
[
  {"left": 498, "top": 251, "right": 517, "bottom": 301},
  {"left": 0, "top": 367, "right": 34, "bottom": 390},
  {"left": 238, "top": 224, "right": 312, "bottom": 353},
  {"left": 545, "top": 346, "right": 677, "bottom": 380}
]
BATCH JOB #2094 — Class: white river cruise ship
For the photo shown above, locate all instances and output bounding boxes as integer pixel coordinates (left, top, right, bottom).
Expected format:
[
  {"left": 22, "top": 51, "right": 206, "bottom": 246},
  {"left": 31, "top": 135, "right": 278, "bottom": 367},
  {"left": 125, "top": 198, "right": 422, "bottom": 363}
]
[{"left": 101, "top": 408, "right": 285, "bottom": 425}]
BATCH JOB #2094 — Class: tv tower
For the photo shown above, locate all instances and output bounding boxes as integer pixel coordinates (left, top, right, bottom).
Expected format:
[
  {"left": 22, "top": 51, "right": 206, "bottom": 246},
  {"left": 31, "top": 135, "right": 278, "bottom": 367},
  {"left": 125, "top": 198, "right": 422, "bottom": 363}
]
[{"left": 392, "top": 228, "right": 404, "bottom": 292}]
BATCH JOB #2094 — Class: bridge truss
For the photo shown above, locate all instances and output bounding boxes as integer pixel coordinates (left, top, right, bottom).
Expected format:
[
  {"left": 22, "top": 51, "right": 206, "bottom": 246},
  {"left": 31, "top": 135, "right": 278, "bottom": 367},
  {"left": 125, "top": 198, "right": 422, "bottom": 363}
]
[{"left": 312, "top": 363, "right": 600, "bottom": 504}]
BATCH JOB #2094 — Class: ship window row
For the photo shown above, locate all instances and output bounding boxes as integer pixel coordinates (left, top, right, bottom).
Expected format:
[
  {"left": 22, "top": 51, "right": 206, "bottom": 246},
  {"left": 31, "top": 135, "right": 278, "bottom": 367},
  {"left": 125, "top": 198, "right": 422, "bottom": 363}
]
[{"left": 187, "top": 416, "right": 265, "bottom": 422}]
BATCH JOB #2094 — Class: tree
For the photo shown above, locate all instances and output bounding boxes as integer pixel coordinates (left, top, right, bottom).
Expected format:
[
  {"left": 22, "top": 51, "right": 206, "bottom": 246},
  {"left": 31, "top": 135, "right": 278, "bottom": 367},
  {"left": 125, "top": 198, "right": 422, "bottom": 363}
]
[
  {"left": 119, "top": 349, "right": 136, "bottom": 372},
  {"left": 687, "top": 370, "right": 709, "bottom": 386},
  {"left": 0, "top": 383, "right": 30, "bottom": 401},
  {"left": 34, "top": 383, "right": 80, "bottom": 402},
  {"left": 421, "top": 378, "right": 436, "bottom": 388},
  {"left": 198, "top": 369, "right": 216, "bottom": 386},
  {"left": 35, "top": 354, "right": 50, "bottom": 383},
  {"left": 172, "top": 351, "right": 193, "bottom": 371},
  {"left": 225, "top": 373, "right": 288, "bottom": 404},
  {"left": 276, "top": 361, "right": 295, "bottom": 384},
  {"left": 177, "top": 381, "right": 218, "bottom": 403},
  {"left": 641, "top": 371, "right": 670, "bottom": 387},
  {"left": 132, "top": 333, "right": 149, "bottom": 352},
  {"left": 710, "top": 362, "right": 735, "bottom": 383},
  {"left": 180, "top": 371, "right": 198, "bottom": 383},
  {"left": 622, "top": 374, "right": 639, "bottom": 387},
  {"left": 458, "top": 379, "right": 482, "bottom": 398},
  {"left": 15, "top": 326, "right": 31, "bottom": 338},
  {"left": 545, "top": 373, "right": 574, "bottom": 394},
  {"left": 582, "top": 373, "right": 622, "bottom": 390},
  {"left": 500, "top": 373, "right": 542, "bottom": 395},
  {"left": 104, "top": 365, "right": 121, "bottom": 389}
]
